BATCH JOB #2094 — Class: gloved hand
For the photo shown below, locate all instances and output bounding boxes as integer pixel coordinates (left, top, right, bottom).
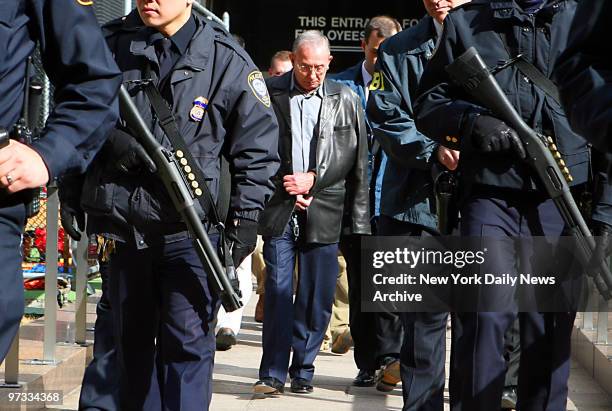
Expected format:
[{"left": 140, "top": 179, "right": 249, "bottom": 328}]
[
  {"left": 471, "top": 114, "right": 526, "bottom": 159},
  {"left": 590, "top": 221, "right": 612, "bottom": 271},
  {"left": 60, "top": 203, "right": 85, "bottom": 241},
  {"left": 107, "top": 128, "right": 157, "bottom": 174},
  {"left": 226, "top": 218, "right": 258, "bottom": 268}
]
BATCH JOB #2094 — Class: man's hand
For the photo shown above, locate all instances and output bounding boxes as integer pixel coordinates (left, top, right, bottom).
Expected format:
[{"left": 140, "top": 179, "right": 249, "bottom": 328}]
[
  {"left": 471, "top": 114, "right": 526, "bottom": 159},
  {"left": 437, "top": 146, "right": 460, "bottom": 171},
  {"left": 60, "top": 204, "right": 85, "bottom": 241},
  {"left": 226, "top": 218, "right": 258, "bottom": 268},
  {"left": 295, "top": 194, "right": 313, "bottom": 211},
  {"left": 0, "top": 140, "right": 49, "bottom": 193},
  {"left": 283, "top": 172, "right": 315, "bottom": 195}
]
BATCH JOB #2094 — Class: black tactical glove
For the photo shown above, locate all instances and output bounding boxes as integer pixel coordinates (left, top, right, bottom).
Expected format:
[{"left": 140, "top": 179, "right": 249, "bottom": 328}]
[
  {"left": 590, "top": 221, "right": 612, "bottom": 272},
  {"left": 107, "top": 128, "right": 157, "bottom": 174},
  {"left": 60, "top": 203, "right": 85, "bottom": 241},
  {"left": 471, "top": 114, "right": 527, "bottom": 159},
  {"left": 226, "top": 218, "right": 258, "bottom": 268}
]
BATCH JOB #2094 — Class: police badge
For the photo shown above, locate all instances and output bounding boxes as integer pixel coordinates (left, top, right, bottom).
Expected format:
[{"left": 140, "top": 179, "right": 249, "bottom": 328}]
[{"left": 190, "top": 96, "right": 208, "bottom": 122}]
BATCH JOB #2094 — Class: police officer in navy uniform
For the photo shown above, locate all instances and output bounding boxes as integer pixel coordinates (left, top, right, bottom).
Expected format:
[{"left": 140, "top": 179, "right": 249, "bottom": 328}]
[
  {"left": 414, "top": 0, "right": 612, "bottom": 410},
  {"left": 0, "top": 0, "right": 121, "bottom": 366},
  {"left": 66, "top": 0, "right": 279, "bottom": 409}
]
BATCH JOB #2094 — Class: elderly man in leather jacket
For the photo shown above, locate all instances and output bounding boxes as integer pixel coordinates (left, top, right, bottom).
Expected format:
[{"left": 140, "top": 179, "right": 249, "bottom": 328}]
[{"left": 254, "top": 30, "right": 371, "bottom": 395}]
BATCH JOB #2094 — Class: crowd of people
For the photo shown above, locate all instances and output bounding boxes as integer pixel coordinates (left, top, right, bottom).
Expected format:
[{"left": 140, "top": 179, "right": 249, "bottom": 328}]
[{"left": 0, "top": 0, "right": 611, "bottom": 410}]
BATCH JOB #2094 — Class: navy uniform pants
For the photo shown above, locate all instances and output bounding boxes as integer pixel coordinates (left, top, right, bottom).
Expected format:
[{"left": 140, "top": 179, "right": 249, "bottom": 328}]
[
  {"left": 79, "top": 260, "right": 120, "bottom": 410},
  {"left": 259, "top": 222, "right": 338, "bottom": 383},
  {"left": 0, "top": 203, "right": 25, "bottom": 364},
  {"left": 108, "top": 236, "right": 220, "bottom": 411},
  {"left": 378, "top": 216, "right": 447, "bottom": 411},
  {"left": 453, "top": 193, "right": 574, "bottom": 411}
]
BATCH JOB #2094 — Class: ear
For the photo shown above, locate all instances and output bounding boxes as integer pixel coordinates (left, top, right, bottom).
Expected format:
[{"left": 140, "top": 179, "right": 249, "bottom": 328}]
[
  {"left": 361, "top": 39, "right": 366, "bottom": 51},
  {"left": 290, "top": 53, "right": 295, "bottom": 64},
  {"left": 328, "top": 55, "right": 334, "bottom": 64}
]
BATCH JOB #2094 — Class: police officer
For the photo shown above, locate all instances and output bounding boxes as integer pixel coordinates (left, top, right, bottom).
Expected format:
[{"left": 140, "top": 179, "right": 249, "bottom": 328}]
[
  {"left": 67, "top": 1, "right": 279, "bottom": 409},
  {"left": 554, "top": 0, "right": 612, "bottom": 155},
  {"left": 368, "top": 2, "right": 465, "bottom": 407},
  {"left": 414, "top": 1, "right": 612, "bottom": 410},
  {"left": 0, "top": 0, "right": 121, "bottom": 365}
]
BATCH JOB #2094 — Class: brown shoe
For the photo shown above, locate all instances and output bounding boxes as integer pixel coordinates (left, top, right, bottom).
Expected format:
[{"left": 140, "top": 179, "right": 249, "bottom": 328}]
[
  {"left": 376, "top": 358, "right": 401, "bottom": 392},
  {"left": 331, "top": 328, "right": 353, "bottom": 354},
  {"left": 255, "top": 295, "right": 264, "bottom": 323}
]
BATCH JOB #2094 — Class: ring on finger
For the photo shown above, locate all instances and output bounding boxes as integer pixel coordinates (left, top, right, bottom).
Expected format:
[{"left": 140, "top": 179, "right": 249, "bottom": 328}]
[{"left": 6, "top": 173, "right": 13, "bottom": 185}]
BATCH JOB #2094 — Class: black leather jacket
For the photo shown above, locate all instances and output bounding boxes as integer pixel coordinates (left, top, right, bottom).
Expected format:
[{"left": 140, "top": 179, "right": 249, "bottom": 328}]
[{"left": 258, "top": 72, "right": 371, "bottom": 243}]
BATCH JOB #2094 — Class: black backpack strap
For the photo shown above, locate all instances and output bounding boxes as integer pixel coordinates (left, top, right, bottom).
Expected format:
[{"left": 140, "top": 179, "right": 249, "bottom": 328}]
[
  {"left": 514, "top": 58, "right": 561, "bottom": 105},
  {"left": 141, "top": 82, "right": 236, "bottom": 278}
]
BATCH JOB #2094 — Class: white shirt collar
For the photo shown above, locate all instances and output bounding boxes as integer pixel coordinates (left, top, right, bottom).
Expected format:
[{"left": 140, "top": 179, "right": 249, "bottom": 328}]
[
  {"left": 361, "top": 61, "right": 373, "bottom": 101},
  {"left": 433, "top": 19, "right": 444, "bottom": 50},
  {"left": 361, "top": 61, "right": 373, "bottom": 87}
]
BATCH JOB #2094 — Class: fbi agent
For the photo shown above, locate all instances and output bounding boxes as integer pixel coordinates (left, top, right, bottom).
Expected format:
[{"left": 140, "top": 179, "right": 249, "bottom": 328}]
[
  {"left": 65, "top": 1, "right": 280, "bottom": 410},
  {"left": 0, "top": 0, "right": 121, "bottom": 365},
  {"left": 414, "top": 0, "right": 612, "bottom": 410}
]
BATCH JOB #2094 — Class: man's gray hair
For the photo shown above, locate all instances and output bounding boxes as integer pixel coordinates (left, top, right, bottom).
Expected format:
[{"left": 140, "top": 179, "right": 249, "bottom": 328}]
[{"left": 292, "top": 30, "right": 330, "bottom": 53}]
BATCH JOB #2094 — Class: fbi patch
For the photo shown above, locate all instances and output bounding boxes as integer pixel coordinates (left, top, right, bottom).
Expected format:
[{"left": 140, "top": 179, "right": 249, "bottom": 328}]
[
  {"left": 369, "top": 72, "right": 385, "bottom": 91},
  {"left": 77, "top": 0, "right": 94, "bottom": 5},
  {"left": 248, "top": 71, "right": 270, "bottom": 107}
]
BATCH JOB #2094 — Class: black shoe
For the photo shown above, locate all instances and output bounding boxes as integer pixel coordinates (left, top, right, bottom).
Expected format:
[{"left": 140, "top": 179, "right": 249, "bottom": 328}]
[
  {"left": 253, "top": 377, "right": 284, "bottom": 394},
  {"left": 290, "top": 377, "right": 314, "bottom": 394},
  {"left": 353, "top": 369, "right": 376, "bottom": 387},
  {"left": 216, "top": 328, "right": 237, "bottom": 351},
  {"left": 501, "top": 386, "right": 517, "bottom": 409}
]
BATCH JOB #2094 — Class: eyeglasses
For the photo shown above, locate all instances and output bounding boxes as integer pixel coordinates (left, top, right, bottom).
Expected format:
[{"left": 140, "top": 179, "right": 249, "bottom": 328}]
[{"left": 295, "top": 63, "right": 328, "bottom": 75}]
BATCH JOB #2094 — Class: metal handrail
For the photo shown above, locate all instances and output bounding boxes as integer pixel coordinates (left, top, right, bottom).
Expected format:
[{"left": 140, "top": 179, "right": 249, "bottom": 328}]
[{"left": 193, "top": 2, "right": 230, "bottom": 31}]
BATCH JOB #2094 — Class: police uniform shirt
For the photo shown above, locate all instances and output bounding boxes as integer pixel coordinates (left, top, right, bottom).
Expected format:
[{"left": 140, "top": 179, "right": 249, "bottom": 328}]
[
  {"left": 290, "top": 75, "right": 325, "bottom": 173},
  {"left": 148, "top": 15, "right": 197, "bottom": 101}
]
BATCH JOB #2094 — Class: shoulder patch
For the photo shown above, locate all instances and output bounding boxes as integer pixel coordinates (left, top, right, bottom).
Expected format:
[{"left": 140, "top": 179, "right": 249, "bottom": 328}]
[
  {"left": 369, "top": 72, "right": 385, "bottom": 91},
  {"left": 77, "top": 0, "right": 93, "bottom": 5},
  {"left": 248, "top": 71, "right": 271, "bottom": 108}
]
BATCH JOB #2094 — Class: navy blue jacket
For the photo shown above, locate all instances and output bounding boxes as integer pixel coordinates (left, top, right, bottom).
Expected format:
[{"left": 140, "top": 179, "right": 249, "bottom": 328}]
[
  {"left": 414, "top": 0, "right": 612, "bottom": 226},
  {"left": 329, "top": 61, "right": 383, "bottom": 218},
  {"left": 367, "top": 16, "right": 438, "bottom": 230},
  {"left": 0, "top": 1, "right": 120, "bottom": 185},
  {"left": 554, "top": 0, "right": 612, "bottom": 154},
  {"left": 82, "top": 11, "right": 280, "bottom": 247}
]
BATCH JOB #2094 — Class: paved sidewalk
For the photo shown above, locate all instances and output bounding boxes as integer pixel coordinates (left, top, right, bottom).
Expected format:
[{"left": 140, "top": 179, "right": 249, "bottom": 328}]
[
  {"left": 44, "top": 289, "right": 611, "bottom": 410},
  {"left": 211, "top": 296, "right": 612, "bottom": 411}
]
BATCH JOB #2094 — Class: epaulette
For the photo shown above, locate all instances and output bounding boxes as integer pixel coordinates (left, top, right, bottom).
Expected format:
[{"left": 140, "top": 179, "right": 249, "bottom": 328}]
[
  {"left": 209, "top": 22, "right": 252, "bottom": 63},
  {"left": 101, "top": 11, "right": 142, "bottom": 39}
]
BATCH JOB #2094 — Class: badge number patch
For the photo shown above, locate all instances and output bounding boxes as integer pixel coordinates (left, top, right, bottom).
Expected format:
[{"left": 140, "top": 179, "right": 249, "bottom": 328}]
[{"left": 248, "top": 71, "right": 271, "bottom": 108}]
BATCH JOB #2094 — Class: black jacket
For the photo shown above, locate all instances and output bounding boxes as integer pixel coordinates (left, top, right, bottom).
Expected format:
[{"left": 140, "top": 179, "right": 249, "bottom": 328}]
[
  {"left": 554, "top": 0, "right": 612, "bottom": 155},
  {"left": 258, "top": 72, "right": 371, "bottom": 243},
  {"left": 80, "top": 11, "right": 280, "bottom": 248},
  {"left": 414, "top": 0, "right": 612, "bottom": 226}
]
